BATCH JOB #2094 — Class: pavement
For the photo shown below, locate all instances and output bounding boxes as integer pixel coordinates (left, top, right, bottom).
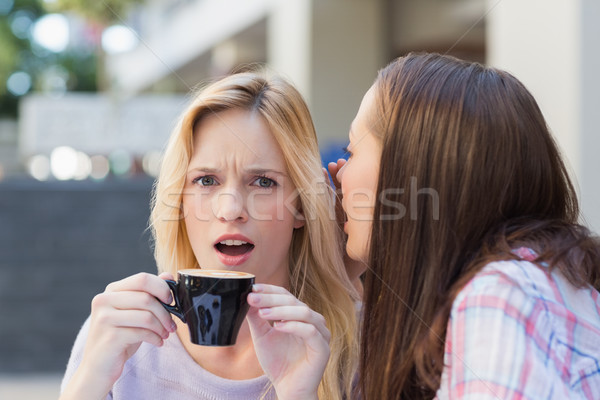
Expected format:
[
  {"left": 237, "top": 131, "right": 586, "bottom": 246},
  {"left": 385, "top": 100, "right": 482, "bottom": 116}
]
[{"left": 0, "top": 374, "right": 62, "bottom": 400}]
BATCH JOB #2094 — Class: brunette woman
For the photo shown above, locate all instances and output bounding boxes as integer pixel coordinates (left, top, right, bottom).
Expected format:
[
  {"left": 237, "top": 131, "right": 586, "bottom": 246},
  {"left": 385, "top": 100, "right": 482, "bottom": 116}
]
[{"left": 331, "top": 52, "right": 600, "bottom": 399}]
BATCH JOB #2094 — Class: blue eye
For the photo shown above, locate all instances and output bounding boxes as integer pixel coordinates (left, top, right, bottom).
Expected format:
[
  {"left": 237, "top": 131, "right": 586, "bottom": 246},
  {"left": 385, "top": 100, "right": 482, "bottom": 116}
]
[
  {"left": 193, "top": 176, "right": 217, "bottom": 186},
  {"left": 254, "top": 176, "right": 276, "bottom": 188}
]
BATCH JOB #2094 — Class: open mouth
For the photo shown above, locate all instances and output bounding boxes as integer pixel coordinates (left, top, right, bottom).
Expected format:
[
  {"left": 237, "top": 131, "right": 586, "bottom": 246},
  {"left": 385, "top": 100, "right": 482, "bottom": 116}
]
[{"left": 215, "top": 240, "right": 255, "bottom": 256}]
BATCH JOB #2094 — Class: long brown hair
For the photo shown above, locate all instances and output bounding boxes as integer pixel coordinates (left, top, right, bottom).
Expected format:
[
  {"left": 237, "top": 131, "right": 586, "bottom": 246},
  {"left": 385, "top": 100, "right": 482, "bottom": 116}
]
[{"left": 358, "top": 53, "right": 600, "bottom": 399}]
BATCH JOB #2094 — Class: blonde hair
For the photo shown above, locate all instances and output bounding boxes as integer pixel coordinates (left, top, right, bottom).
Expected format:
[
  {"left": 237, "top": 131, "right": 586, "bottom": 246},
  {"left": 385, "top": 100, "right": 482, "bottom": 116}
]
[{"left": 150, "top": 71, "right": 358, "bottom": 399}]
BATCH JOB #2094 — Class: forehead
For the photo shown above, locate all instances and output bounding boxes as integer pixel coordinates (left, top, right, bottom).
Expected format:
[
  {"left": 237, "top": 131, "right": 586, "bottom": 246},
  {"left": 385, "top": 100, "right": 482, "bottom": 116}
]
[
  {"left": 191, "top": 109, "right": 285, "bottom": 166},
  {"left": 350, "top": 85, "right": 378, "bottom": 142}
]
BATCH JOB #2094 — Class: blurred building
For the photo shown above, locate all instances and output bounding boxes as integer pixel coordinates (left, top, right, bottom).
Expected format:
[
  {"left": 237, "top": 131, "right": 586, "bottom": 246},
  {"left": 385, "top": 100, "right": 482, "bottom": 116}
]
[
  {"left": 487, "top": 0, "right": 600, "bottom": 235},
  {"left": 0, "top": 119, "right": 18, "bottom": 179},
  {"left": 104, "top": 0, "right": 486, "bottom": 150},
  {"left": 101, "top": 0, "right": 599, "bottom": 233}
]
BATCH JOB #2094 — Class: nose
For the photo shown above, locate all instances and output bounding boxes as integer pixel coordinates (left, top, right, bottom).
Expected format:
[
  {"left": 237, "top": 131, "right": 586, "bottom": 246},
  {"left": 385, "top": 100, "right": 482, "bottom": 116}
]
[{"left": 213, "top": 190, "right": 248, "bottom": 222}]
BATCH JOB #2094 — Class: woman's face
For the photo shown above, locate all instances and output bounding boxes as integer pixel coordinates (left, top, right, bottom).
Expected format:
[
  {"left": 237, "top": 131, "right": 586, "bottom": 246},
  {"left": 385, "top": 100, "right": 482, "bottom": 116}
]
[
  {"left": 337, "top": 86, "right": 381, "bottom": 262},
  {"left": 182, "top": 109, "right": 304, "bottom": 288}
]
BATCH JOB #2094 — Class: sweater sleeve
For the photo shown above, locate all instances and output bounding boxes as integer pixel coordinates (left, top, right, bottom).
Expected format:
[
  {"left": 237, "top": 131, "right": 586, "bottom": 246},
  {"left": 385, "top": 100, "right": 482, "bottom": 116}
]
[{"left": 60, "top": 317, "right": 113, "bottom": 400}]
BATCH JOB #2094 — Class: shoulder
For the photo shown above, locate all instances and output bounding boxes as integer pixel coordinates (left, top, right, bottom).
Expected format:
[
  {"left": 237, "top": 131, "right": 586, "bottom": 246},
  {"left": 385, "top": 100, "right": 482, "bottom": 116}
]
[
  {"left": 440, "top": 261, "right": 569, "bottom": 399},
  {"left": 454, "top": 258, "right": 600, "bottom": 326},
  {"left": 447, "top": 259, "right": 560, "bottom": 355},
  {"left": 452, "top": 260, "right": 549, "bottom": 320},
  {"left": 447, "top": 259, "right": 600, "bottom": 397},
  {"left": 462, "top": 259, "right": 552, "bottom": 295}
]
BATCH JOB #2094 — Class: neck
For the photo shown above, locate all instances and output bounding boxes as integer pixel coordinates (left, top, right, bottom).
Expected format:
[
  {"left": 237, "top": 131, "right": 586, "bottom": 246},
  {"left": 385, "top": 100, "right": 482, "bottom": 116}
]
[{"left": 175, "top": 319, "right": 264, "bottom": 380}]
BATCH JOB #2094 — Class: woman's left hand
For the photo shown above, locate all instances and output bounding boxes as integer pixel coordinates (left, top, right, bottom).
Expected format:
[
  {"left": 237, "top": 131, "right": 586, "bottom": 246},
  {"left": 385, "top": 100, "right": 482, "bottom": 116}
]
[{"left": 246, "top": 284, "right": 330, "bottom": 400}]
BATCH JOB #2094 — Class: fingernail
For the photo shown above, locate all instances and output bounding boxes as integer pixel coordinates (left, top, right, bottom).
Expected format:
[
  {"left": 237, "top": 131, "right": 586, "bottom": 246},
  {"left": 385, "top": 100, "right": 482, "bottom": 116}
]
[
  {"left": 166, "top": 293, "right": 173, "bottom": 304},
  {"left": 170, "top": 321, "right": 177, "bottom": 332},
  {"left": 247, "top": 293, "right": 260, "bottom": 304},
  {"left": 259, "top": 308, "right": 271, "bottom": 316},
  {"left": 252, "top": 284, "right": 263, "bottom": 292}
]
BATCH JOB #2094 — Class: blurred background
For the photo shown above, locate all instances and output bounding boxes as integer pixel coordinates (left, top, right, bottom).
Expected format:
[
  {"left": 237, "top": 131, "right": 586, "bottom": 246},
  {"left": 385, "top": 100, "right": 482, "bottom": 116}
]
[{"left": 0, "top": 0, "right": 598, "bottom": 398}]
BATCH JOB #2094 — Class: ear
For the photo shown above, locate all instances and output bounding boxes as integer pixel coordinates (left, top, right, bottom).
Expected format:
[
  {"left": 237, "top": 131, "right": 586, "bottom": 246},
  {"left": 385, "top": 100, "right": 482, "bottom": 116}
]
[{"left": 293, "top": 207, "right": 305, "bottom": 229}]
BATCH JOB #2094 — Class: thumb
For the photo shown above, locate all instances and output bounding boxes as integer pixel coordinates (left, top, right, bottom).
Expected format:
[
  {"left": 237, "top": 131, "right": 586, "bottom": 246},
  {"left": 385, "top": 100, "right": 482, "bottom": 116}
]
[{"left": 159, "top": 271, "right": 175, "bottom": 281}]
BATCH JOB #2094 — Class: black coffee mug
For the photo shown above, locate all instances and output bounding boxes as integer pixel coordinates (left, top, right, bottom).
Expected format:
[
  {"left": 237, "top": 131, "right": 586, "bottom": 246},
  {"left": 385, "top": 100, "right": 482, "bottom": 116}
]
[{"left": 159, "top": 269, "right": 255, "bottom": 346}]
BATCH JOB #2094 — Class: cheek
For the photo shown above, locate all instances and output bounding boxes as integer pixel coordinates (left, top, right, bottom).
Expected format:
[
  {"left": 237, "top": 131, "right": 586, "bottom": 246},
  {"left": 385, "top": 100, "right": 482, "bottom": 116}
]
[
  {"left": 182, "top": 193, "right": 212, "bottom": 222},
  {"left": 342, "top": 170, "right": 377, "bottom": 220},
  {"left": 247, "top": 188, "right": 300, "bottom": 222},
  {"left": 245, "top": 191, "right": 277, "bottom": 220},
  {"left": 346, "top": 225, "right": 370, "bottom": 262}
]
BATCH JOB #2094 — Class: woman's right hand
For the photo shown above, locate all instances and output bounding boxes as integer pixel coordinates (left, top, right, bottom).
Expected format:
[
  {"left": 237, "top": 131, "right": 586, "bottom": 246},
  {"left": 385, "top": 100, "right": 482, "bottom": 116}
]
[{"left": 59, "top": 272, "right": 176, "bottom": 400}]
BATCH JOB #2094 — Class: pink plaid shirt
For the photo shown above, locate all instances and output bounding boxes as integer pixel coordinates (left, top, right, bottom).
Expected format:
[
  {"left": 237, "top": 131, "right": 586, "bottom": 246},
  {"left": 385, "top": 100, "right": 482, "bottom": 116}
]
[{"left": 436, "top": 248, "right": 600, "bottom": 399}]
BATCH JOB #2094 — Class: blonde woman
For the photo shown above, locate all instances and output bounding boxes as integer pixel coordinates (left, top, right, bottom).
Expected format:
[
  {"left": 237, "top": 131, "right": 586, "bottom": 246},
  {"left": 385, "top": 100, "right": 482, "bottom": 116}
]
[{"left": 60, "top": 72, "right": 358, "bottom": 400}]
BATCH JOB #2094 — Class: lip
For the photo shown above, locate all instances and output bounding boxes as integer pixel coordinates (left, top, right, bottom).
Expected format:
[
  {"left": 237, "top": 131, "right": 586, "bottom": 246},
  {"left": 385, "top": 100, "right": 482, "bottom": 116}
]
[
  {"left": 214, "top": 233, "right": 254, "bottom": 267},
  {"left": 214, "top": 234, "right": 254, "bottom": 246},
  {"left": 341, "top": 200, "right": 349, "bottom": 234}
]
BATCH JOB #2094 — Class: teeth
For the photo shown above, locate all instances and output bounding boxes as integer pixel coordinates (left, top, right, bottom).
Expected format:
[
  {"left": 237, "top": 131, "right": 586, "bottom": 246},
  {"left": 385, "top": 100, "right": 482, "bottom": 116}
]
[{"left": 220, "top": 240, "right": 248, "bottom": 246}]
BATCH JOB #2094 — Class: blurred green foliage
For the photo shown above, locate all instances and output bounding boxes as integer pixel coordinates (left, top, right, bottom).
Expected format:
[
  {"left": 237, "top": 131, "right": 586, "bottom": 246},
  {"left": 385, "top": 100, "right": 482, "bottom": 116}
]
[
  {"left": 0, "top": 0, "right": 100, "bottom": 118},
  {"left": 1, "top": 0, "right": 43, "bottom": 116},
  {"left": 50, "top": 0, "right": 144, "bottom": 24}
]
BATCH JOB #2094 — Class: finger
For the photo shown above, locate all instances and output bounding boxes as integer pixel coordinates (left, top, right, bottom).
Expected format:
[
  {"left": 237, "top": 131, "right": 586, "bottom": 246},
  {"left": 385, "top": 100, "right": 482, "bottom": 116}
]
[
  {"left": 257, "top": 305, "right": 329, "bottom": 339},
  {"left": 258, "top": 305, "right": 322, "bottom": 324},
  {"left": 327, "top": 162, "right": 339, "bottom": 184},
  {"left": 322, "top": 167, "right": 330, "bottom": 184},
  {"left": 158, "top": 271, "right": 174, "bottom": 281},
  {"left": 109, "top": 326, "right": 166, "bottom": 348},
  {"left": 97, "top": 309, "right": 171, "bottom": 340},
  {"left": 105, "top": 273, "right": 173, "bottom": 304},
  {"left": 251, "top": 283, "right": 293, "bottom": 295},
  {"left": 328, "top": 160, "right": 347, "bottom": 190},
  {"left": 247, "top": 293, "right": 300, "bottom": 310},
  {"left": 273, "top": 320, "right": 331, "bottom": 348},
  {"left": 334, "top": 159, "right": 346, "bottom": 187},
  {"left": 246, "top": 306, "right": 272, "bottom": 339},
  {"left": 93, "top": 291, "right": 176, "bottom": 333}
]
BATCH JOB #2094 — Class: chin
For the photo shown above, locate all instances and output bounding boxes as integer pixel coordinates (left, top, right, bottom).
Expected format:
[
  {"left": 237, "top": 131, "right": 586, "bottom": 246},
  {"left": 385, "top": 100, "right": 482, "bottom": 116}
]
[{"left": 345, "top": 244, "right": 365, "bottom": 262}]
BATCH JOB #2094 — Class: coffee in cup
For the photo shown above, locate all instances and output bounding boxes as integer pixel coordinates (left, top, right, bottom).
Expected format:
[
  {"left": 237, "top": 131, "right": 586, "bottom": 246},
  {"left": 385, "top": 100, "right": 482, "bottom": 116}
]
[{"left": 159, "top": 269, "right": 255, "bottom": 346}]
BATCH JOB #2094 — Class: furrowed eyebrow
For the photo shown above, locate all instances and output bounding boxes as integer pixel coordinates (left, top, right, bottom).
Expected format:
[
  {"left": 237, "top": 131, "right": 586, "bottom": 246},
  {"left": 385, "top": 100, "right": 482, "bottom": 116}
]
[
  {"left": 187, "top": 167, "right": 220, "bottom": 174},
  {"left": 187, "top": 166, "right": 288, "bottom": 178},
  {"left": 245, "top": 168, "right": 287, "bottom": 177}
]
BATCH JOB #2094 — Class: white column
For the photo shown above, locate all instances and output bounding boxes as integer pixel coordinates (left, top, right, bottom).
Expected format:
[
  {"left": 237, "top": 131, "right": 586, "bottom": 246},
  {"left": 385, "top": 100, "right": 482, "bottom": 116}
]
[
  {"left": 267, "top": 0, "right": 385, "bottom": 145},
  {"left": 487, "top": 0, "right": 600, "bottom": 233},
  {"left": 267, "top": 0, "right": 313, "bottom": 100},
  {"left": 309, "top": 0, "right": 385, "bottom": 145},
  {"left": 580, "top": 0, "right": 600, "bottom": 234}
]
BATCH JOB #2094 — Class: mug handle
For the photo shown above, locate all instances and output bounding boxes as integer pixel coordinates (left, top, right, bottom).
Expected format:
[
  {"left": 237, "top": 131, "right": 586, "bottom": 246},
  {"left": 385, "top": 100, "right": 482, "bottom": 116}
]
[{"left": 158, "top": 280, "right": 186, "bottom": 323}]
